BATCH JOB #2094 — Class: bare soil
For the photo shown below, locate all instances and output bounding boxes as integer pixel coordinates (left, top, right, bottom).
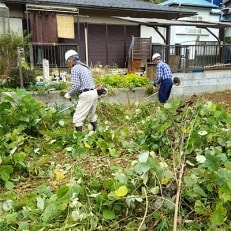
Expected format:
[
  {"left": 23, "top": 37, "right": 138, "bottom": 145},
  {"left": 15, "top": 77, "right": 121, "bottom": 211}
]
[{"left": 196, "top": 90, "right": 231, "bottom": 111}]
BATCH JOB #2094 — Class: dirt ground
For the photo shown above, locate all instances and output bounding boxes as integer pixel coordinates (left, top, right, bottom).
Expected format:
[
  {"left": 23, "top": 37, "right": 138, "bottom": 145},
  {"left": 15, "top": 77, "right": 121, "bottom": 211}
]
[{"left": 197, "top": 90, "right": 231, "bottom": 111}]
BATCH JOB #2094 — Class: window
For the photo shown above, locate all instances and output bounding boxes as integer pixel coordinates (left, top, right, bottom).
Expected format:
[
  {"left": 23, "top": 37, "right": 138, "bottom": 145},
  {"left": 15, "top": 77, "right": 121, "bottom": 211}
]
[{"left": 176, "top": 16, "right": 208, "bottom": 35}]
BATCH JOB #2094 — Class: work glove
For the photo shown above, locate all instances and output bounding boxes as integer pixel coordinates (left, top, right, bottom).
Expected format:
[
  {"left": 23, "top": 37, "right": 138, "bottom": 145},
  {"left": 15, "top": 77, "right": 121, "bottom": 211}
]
[
  {"left": 151, "top": 80, "right": 156, "bottom": 87},
  {"left": 64, "top": 92, "right": 71, "bottom": 99}
]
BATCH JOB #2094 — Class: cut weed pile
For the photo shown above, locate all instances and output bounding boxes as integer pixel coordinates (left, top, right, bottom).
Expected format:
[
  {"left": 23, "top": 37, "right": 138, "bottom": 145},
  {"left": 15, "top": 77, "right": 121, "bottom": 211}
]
[{"left": 0, "top": 89, "right": 231, "bottom": 231}]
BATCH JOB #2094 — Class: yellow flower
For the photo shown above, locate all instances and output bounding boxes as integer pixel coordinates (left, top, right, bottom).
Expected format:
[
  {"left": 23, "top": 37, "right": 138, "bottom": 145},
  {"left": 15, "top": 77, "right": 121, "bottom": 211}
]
[
  {"left": 84, "top": 142, "right": 91, "bottom": 149},
  {"left": 54, "top": 169, "right": 65, "bottom": 182},
  {"left": 115, "top": 186, "right": 128, "bottom": 197},
  {"left": 161, "top": 177, "right": 169, "bottom": 185}
]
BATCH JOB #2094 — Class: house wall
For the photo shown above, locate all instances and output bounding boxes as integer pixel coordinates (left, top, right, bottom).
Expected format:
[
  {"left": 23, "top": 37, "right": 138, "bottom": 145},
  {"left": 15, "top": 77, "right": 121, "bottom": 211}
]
[
  {"left": 221, "top": 2, "right": 231, "bottom": 38},
  {"left": 9, "top": 18, "right": 23, "bottom": 34},
  {"left": 4, "top": 3, "right": 141, "bottom": 68},
  {"left": 172, "top": 7, "right": 220, "bottom": 45},
  {"left": 3, "top": 3, "right": 24, "bottom": 35},
  {"left": 7, "top": 3, "right": 24, "bottom": 17},
  {"left": 140, "top": 7, "right": 220, "bottom": 46},
  {"left": 141, "top": 25, "right": 165, "bottom": 45}
]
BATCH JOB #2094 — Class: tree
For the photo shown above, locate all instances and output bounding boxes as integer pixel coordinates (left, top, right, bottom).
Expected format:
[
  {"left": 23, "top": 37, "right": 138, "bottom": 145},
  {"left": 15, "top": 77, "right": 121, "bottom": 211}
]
[{"left": 0, "top": 31, "right": 29, "bottom": 76}]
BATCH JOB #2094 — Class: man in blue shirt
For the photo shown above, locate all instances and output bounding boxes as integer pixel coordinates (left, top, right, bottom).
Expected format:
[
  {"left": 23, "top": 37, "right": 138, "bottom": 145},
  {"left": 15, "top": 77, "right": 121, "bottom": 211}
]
[
  {"left": 151, "top": 53, "right": 173, "bottom": 103},
  {"left": 64, "top": 50, "right": 98, "bottom": 132}
]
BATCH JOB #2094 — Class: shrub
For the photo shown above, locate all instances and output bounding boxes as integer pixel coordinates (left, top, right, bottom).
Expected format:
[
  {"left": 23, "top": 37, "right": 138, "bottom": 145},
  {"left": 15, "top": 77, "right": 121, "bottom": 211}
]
[
  {"left": 94, "top": 73, "right": 150, "bottom": 88},
  {"left": 0, "top": 31, "right": 29, "bottom": 76},
  {"left": 4, "top": 67, "right": 36, "bottom": 88}
]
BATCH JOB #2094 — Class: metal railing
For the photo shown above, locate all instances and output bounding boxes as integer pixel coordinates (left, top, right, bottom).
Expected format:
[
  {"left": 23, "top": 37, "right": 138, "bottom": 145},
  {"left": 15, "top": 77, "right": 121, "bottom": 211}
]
[
  {"left": 152, "top": 44, "right": 231, "bottom": 72},
  {"left": 28, "top": 42, "right": 231, "bottom": 73},
  {"left": 28, "top": 43, "right": 78, "bottom": 70}
]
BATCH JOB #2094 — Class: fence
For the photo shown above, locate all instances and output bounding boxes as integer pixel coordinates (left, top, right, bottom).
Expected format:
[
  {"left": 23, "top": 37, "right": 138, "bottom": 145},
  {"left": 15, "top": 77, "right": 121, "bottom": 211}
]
[
  {"left": 28, "top": 43, "right": 78, "bottom": 70},
  {"left": 152, "top": 44, "right": 231, "bottom": 72},
  {"left": 28, "top": 42, "right": 231, "bottom": 73}
]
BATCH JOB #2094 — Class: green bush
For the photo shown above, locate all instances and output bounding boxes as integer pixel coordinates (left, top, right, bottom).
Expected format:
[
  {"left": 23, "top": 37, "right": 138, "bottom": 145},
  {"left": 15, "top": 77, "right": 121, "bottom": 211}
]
[
  {"left": 0, "top": 31, "right": 29, "bottom": 76},
  {"left": 95, "top": 73, "right": 150, "bottom": 88},
  {"left": 4, "top": 67, "right": 36, "bottom": 88}
]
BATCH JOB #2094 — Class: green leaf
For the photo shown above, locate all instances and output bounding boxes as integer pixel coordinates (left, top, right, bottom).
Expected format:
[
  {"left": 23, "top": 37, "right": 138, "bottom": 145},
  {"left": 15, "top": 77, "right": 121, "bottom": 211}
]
[
  {"left": 5, "top": 212, "right": 18, "bottom": 224},
  {"left": 3, "top": 199, "right": 13, "bottom": 211},
  {"left": 219, "top": 185, "right": 231, "bottom": 202},
  {"left": 193, "top": 184, "right": 207, "bottom": 197},
  {"left": 150, "top": 186, "right": 159, "bottom": 195},
  {"left": 210, "top": 203, "right": 227, "bottom": 225},
  {"left": 125, "top": 195, "right": 143, "bottom": 208},
  {"left": 194, "top": 200, "right": 206, "bottom": 215},
  {"left": 13, "top": 152, "right": 27, "bottom": 162},
  {"left": 57, "top": 201, "right": 68, "bottom": 211},
  {"left": 184, "top": 175, "right": 197, "bottom": 187},
  {"left": 163, "top": 102, "right": 173, "bottom": 109},
  {"left": 56, "top": 186, "right": 70, "bottom": 198},
  {"left": 71, "top": 210, "right": 80, "bottom": 221},
  {"left": 138, "top": 151, "right": 149, "bottom": 162},
  {"left": 134, "top": 162, "right": 150, "bottom": 175},
  {"left": 109, "top": 148, "right": 119, "bottom": 157},
  {"left": 5, "top": 181, "right": 14, "bottom": 190},
  {"left": 164, "top": 196, "right": 174, "bottom": 210},
  {"left": 113, "top": 172, "right": 127, "bottom": 184},
  {"left": 103, "top": 209, "right": 116, "bottom": 220},
  {"left": 41, "top": 202, "right": 59, "bottom": 222},
  {"left": 36, "top": 197, "right": 45, "bottom": 210},
  {"left": 217, "top": 168, "right": 231, "bottom": 189},
  {"left": 0, "top": 165, "right": 13, "bottom": 181},
  {"left": 203, "top": 153, "right": 219, "bottom": 171},
  {"left": 58, "top": 120, "right": 65, "bottom": 127},
  {"left": 18, "top": 221, "right": 30, "bottom": 231}
]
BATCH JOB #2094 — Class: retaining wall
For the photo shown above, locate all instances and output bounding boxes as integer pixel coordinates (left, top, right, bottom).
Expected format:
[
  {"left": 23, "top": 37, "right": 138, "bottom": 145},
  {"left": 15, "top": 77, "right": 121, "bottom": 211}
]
[
  {"left": 1, "top": 69, "right": 231, "bottom": 105},
  {"left": 171, "top": 69, "right": 231, "bottom": 98}
]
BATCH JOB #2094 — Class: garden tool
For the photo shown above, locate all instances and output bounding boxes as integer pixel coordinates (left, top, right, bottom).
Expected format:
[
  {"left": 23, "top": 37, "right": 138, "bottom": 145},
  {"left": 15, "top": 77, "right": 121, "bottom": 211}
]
[
  {"left": 96, "top": 85, "right": 108, "bottom": 98},
  {"left": 58, "top": 98, "right": 77, "bottom": 113},
  {"left": 143, "top": 77, "right": 180, "bottom": 102},
  {"left": 143, "top": 91, "right": 158, "bottom": 101},
  {"left": 173, "top": 77, "right": 181, "bottom": 86}
]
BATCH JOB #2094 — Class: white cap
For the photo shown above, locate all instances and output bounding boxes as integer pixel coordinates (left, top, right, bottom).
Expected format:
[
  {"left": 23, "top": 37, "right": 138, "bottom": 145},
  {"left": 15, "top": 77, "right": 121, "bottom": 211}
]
[
  {"left": 152, "top": 53, "right": 161, "bottom": 61},
  {"left": 65, "top": 50, "right": 79, "bottom": 61}
]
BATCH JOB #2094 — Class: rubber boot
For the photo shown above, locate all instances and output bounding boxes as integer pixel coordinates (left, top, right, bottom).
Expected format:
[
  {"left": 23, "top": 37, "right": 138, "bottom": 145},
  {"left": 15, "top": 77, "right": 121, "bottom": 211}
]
[
  {"left": 90, "top": 121, "right": 97, "bottom": 131},
  {"left": 75, "top": 126, "right": 82, "bottom": 132}
]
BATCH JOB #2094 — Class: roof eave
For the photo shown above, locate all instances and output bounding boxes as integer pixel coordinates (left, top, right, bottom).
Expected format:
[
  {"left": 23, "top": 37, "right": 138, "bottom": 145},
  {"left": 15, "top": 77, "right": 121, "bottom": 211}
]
[
  {"left": 78, "top": 7, "right": 196, "bottom": 19},
  {"left": 4, "top": 0, "right": 197, "bottom": 19}
]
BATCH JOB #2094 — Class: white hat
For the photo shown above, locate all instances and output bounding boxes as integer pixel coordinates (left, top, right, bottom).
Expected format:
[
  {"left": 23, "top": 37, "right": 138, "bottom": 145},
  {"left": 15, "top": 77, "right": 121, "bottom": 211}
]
[
  {"left": 65, "top": 50, "right": 79, "bottom": 61},
  {"left": 152, "top": 53, "right": 161, "bottom": 61}
]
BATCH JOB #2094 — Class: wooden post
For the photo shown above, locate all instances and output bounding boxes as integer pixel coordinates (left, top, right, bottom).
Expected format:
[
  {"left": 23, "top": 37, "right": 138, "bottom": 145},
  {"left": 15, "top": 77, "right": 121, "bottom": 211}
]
[{"left": 17, "top": 47, "right": 24, "bottom": 88}]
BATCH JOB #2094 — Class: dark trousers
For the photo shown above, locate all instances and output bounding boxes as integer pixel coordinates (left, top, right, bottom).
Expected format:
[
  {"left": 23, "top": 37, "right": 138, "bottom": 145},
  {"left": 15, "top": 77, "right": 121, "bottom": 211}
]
[{"left": 158, "top": 78, "right": 173, "bottom": 103}]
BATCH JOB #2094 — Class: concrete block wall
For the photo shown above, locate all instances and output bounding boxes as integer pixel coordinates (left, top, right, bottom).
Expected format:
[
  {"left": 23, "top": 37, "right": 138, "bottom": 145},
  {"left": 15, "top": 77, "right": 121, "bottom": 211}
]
[
  {"left": 31, "top": 69, "right": 231, "bottom": 105},
  {"left": 171, "top": 69, "right": 231, "bottom": 98},
  {"left": 1, "top": 70, "right": 231, "bottom": 105},
  {"left": 32, "top": 88, "right": 149, "bottom": 106}
]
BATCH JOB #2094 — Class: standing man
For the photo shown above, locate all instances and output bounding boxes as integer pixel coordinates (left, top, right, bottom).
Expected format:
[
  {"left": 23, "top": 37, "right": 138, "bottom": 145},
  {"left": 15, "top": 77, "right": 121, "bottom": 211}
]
[
  {"left": 151, "top": 53, "right": 173, "bottom": 103},
  {"left": 64, "top": 50, "right": 98, "bottom": 132}
]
